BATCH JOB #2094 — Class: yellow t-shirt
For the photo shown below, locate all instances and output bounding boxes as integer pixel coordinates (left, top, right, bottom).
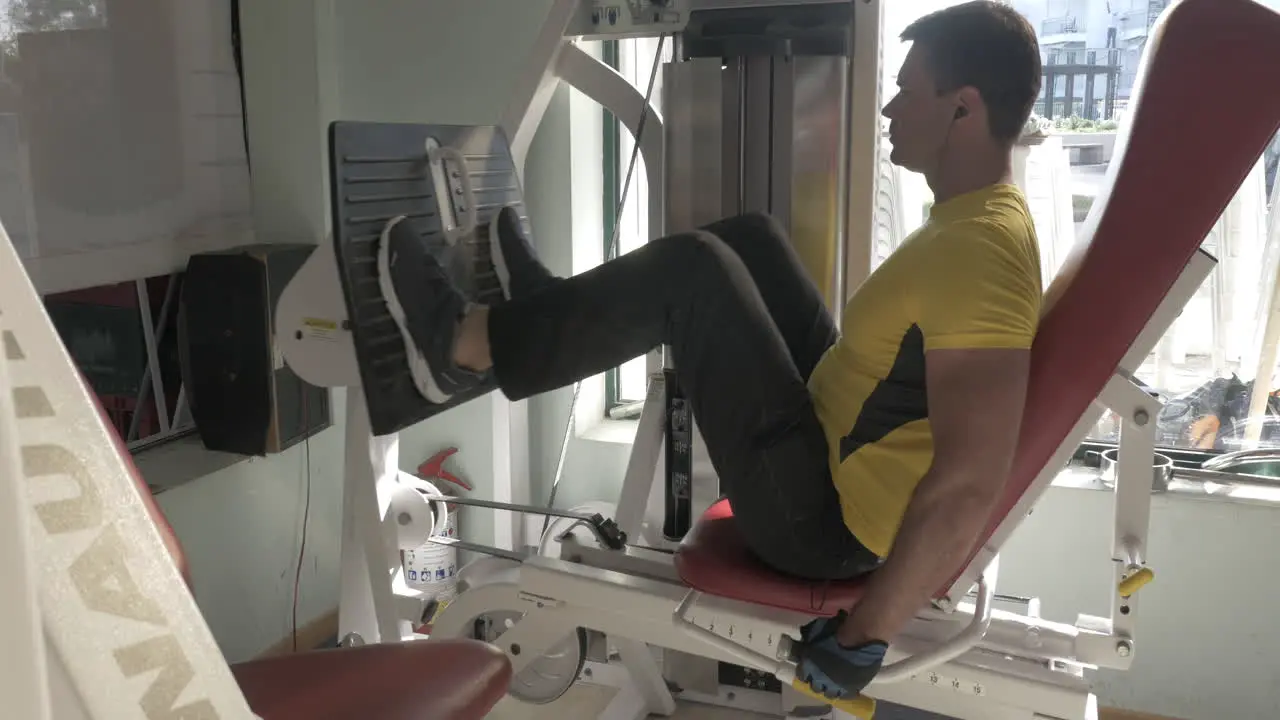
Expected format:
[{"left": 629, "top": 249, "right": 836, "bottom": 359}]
[{"left": 808, "top": 183, "right": 1042, "bottom": 558}]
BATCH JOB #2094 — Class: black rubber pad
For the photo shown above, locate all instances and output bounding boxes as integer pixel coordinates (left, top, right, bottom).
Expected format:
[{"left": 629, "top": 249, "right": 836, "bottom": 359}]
[{"left": 329, "top": 121, "right": 528, "bottom": 436}]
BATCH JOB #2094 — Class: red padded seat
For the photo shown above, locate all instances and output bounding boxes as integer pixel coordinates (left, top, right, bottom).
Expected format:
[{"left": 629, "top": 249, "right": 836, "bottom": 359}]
[
  {"left": 674, "top": 498, "right": 871, "bottom": 615},
  {"left": 676, "top": 0, "right": 1280, "bottom": 616},
  {"left": 231, "top": 641, "right": 512, "bottom": 720}
]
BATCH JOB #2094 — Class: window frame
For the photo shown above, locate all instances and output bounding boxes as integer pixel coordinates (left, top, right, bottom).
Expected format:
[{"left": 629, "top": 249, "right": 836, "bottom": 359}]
[
  {"left": 600, "top": 35, "right": 673, "bottom": 416},
  {"left": 46, "top": 272, "right": 199, "bottom": 454},
  {"left": 601, "top": 39, "right": 625, "bottom": 413}
]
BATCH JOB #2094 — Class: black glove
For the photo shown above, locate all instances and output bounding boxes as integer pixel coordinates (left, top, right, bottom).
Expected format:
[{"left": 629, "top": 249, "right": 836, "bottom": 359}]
[{"left": 796, "top": 611, "right": 888, "bottom": 700}]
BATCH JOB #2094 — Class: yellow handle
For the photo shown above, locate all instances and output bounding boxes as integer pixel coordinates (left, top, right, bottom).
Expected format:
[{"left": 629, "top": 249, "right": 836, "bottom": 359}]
[
  {"left": 790, "top": 678, "right": 876, "bottom": 719},
  {"left": 1119, "top": 567, "right": 1155, "bottom": 597}
]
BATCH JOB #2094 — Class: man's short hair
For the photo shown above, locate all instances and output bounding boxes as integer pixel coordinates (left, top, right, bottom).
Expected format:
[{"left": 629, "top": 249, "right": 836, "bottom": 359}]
[{"left": 901, "top": 1, "right": 1042, "bottom": 143}]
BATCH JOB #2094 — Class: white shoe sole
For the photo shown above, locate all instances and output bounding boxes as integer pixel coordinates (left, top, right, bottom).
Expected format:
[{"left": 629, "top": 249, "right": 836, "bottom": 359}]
[
  {"left": 489, "top": 208, "right": 513, "bottom": 301},
  {"left": 377, "top": 215, "right": 452, "bottom": 404}
]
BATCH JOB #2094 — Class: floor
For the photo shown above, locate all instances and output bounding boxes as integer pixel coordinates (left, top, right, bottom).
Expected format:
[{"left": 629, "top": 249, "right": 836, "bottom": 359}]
[
  {"left": 487, "top": 684, "right": 774, "bottom": 719},
  {"left": 487, "top": 682, "right": 953, "bottom": 719}
]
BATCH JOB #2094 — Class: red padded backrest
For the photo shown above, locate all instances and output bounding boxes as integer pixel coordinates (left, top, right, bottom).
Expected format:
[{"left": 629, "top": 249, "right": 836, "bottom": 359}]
[
  {"left": 78, "top": 372, "right": 193, "bottom": 589},
  {"left": 950, "top": 0, "right": 1280, "bottom": 585}
]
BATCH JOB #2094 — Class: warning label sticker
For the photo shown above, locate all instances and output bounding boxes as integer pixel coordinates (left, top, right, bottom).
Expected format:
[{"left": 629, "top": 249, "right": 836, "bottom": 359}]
[{"left": 303, "top": 317, "right": 341, "bottom": 343}]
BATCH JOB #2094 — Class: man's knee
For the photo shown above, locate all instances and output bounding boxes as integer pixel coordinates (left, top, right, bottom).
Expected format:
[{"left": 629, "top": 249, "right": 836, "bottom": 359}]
[
  {"left": 706, "top": 211, "right": 788, "bottom": 242},
  {"left": 647, "top": 230, "right": 750, "bottom": 288},
  {"left": 649, "top": 229, "right": 731, "bottom": 264}
]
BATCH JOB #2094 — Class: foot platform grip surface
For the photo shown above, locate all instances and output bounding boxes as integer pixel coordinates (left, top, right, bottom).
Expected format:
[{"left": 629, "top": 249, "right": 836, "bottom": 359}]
[{"left": 329, "top": 121, "right": 528, "bottom": 435}]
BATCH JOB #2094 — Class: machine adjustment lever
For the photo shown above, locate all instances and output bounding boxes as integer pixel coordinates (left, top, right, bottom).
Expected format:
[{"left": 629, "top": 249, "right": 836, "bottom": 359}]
[{"left": 1119, "top": 566, "right": 1155, "bottom": 598}]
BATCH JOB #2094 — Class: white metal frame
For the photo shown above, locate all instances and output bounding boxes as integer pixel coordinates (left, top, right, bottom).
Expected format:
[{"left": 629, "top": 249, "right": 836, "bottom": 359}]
[{"left": 1, "top": 221, "right": 259, "bottom": 718}]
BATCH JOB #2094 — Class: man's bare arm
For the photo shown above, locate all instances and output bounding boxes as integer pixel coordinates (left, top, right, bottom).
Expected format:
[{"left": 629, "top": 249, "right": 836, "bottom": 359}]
[{"left": 836, "top": 346, "right": 1030, "bottom": 647}]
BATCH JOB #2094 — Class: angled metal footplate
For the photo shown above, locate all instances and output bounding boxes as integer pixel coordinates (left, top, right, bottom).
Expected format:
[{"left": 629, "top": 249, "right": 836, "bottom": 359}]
[{"left": 329, "top": 121, "right": 529, "bottom": 435}]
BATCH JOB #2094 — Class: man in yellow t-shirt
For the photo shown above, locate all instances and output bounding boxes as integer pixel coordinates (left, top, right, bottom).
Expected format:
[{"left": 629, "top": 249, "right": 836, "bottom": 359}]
[
  {"left": 381, "top": 0, "right": 1041, "bottom": 702},
  {"left": 810, "top": 185, "right": 1041, "bottom": 560}
]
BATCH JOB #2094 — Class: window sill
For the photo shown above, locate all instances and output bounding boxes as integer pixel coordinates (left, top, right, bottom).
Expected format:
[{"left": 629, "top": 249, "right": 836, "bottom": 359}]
[
  {"left": 567, "top": 425, "right": 1280, "bottom": 510},
  {"left": 577, "top": 417, "right": 640, "bottom": 445},
  {"left": 1050, "top": 463, "right": 1280, "bottom": 506},
  {"left": 134, "top": 435, "right": 248, "bottom": 495}
]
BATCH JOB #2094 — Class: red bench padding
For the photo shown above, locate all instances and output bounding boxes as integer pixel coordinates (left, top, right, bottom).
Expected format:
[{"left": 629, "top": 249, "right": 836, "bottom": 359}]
[
  {"left": 678, "top": 498, "right": 871, "bottom": 615},
  {"left": 675, "top": 0, "right": 1280, "bottom": 616},
  {"left": 231, "top": 641, "right": 512, "bottom": 720}
]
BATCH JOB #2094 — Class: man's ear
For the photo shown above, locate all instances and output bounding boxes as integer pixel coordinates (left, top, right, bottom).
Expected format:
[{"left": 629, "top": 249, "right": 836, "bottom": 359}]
[{"left": 954, "top": 86, "right": 983, "bottom": 122}]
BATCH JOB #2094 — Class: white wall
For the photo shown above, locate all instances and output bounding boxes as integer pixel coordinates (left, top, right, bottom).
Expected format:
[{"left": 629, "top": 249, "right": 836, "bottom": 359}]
[
  {"left": 999, "top": 485, "right": 1280, "bottom": 720},
  {"left": 147, "top": 2, "right": 1280, "bottom": 718}
]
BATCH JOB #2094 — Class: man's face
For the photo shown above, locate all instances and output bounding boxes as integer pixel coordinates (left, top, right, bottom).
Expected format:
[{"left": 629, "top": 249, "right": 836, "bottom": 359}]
[{"left": 882, "top": 46, "right": 959, "bottom": 174}]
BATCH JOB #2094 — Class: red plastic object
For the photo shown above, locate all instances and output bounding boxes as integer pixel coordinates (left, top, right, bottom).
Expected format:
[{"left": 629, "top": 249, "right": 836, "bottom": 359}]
[
  {"left": 677, "top": 499, "right": 871, "bottom": 615},
  {"left": 418, "top": 447, "right": 473, "bottom": 491}
]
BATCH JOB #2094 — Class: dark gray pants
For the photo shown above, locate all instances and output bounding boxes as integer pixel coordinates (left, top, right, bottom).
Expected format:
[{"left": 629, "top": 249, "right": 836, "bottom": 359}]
[{"left": 489, "top": 213, "right": 880, "bottom": 580}]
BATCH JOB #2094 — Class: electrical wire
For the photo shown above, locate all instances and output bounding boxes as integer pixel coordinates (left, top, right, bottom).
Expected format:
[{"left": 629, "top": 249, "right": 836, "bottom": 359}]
[
  {"left": 291, "top": 393, "right": 313, "bottom": 652},
  {"left": 540, "top": 35, "right": 668, "bottom": 541}
]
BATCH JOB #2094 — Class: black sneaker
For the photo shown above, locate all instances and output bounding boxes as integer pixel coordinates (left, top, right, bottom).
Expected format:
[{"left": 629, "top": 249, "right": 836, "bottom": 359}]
[
  {"left": 378, "top": 215, "right": 485, "bottom": 404},
  {"left": 485, "top": 205, "right": 557, "bottom": 301}
]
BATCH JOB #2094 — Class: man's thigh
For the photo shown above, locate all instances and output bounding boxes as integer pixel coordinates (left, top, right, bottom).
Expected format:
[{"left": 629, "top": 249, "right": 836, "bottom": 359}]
[{"left": 722, "top": 409, "right": 876, "bottom": 581}]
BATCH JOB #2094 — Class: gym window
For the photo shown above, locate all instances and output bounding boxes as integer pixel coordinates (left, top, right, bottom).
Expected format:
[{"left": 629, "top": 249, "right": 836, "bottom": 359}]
[{"left": 602, "top": 36, "right": 673, "bottom": 418}]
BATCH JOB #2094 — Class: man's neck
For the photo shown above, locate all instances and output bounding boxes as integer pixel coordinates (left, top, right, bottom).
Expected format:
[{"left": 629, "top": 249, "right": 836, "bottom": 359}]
[{"left": 926, "top": 150, "right": 1014, "bottom": 205}]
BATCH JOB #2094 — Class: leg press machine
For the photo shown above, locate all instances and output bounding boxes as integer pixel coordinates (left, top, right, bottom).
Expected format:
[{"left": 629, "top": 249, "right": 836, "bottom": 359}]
[{"left": 269, "top": 0, "right": 1280, "bottom": 718}]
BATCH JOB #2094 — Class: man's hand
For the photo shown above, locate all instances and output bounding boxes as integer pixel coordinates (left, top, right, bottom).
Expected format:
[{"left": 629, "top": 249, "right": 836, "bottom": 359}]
[
  {"left": 837, "top": 346, "right": 1030, "bottom": 646},
  {"left": 797, "top": 612, "right": 888, "bottom": 700}
]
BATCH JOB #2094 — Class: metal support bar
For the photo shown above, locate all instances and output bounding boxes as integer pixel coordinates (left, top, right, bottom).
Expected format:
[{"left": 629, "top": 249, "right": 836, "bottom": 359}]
[
  {"left": 616, "top": 375, "right": 668, "bottom": 540},
  {"left": 428, "top": 537, "right": 527, "bottom": 563},
  {"left": 128, "top": 271, "right": 181, "bottom": 442},
  {"left": 134, "top": 278, "right": 171, "bottom": 434},
  {"left": 877, "top": 556, "right": 998, "bottom": 684},
  {"left": 1100, "top": 372, "right": 1162, "bottom": 646},
  {"left": 336, "top": 388, "right": 404, "bottom": 645},
  {"left": 614, "top": 636, "right": 679, "bottom": 716},
  {"left": 1244, "top": 165, "right": 1280, "bottom": 441},
  {"left": 421, "top": 494, "right": 627, "bottom": 549},
  {"left": 173, "top": 383, "right": 191, "bottom": 428},
  {"left": 424, "top": 494, "right": 596, "bottom": 522}
]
